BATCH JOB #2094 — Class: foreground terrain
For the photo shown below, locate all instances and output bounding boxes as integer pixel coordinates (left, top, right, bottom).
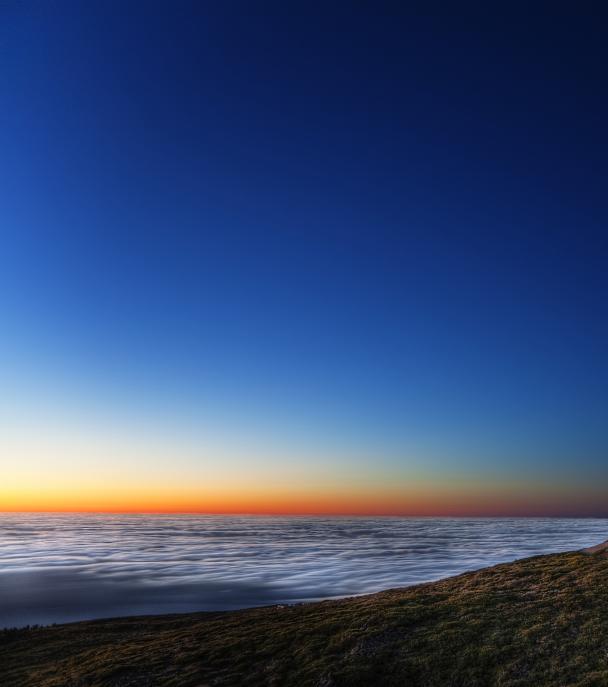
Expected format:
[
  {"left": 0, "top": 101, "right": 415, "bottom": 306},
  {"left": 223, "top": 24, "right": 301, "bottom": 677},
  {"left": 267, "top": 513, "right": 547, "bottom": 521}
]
[{"left": 3, "top": 547, "right": 608, "bottom": 686}]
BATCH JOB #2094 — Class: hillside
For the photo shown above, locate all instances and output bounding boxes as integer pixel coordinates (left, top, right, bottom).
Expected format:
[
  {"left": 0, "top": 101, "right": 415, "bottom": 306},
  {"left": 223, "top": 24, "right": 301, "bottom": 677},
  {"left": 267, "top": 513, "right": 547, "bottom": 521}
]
[{"left": 3, "top": 546, "right": 608, "bottom": 687}]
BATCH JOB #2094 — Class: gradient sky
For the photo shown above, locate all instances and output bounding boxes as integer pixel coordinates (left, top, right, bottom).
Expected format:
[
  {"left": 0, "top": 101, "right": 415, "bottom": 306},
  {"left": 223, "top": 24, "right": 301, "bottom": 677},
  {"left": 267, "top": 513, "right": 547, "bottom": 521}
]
[{"left": 1, "top": 2, "right": 607, "bottom": 515}]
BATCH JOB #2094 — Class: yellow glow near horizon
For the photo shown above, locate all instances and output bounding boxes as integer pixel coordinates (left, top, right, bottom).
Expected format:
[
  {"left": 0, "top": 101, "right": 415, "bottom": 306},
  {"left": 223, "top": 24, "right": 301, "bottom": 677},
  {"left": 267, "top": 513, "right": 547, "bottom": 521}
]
[
  {"left": 3, "top": 463, "right": 606, "bottom": 517},
  {"left": 3, "top": 412, "right": 607, "bottom": 517}
]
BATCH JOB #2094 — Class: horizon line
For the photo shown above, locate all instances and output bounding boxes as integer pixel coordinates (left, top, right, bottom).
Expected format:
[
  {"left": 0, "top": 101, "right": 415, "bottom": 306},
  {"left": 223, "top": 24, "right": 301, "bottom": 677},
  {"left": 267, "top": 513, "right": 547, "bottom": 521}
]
[{"left": 2, "top": 510, "right": 607, "bottom": 518}]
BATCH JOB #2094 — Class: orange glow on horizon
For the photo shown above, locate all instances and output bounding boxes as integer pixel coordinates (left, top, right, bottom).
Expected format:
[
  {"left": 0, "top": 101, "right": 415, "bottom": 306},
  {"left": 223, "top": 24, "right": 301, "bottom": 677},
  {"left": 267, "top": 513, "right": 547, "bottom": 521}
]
[
  {"left": 3, "top": 480, "right": 607, "bottom": 517},
  {"left": 4, "top": 420, "right": 607, "bottom": 518}
]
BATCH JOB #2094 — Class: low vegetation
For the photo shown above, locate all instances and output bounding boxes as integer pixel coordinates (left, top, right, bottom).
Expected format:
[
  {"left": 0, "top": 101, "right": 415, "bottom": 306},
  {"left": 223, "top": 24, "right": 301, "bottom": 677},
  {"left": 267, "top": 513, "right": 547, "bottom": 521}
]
[{"left": 3, "top": 548, "right": 608, "bottom": 686}]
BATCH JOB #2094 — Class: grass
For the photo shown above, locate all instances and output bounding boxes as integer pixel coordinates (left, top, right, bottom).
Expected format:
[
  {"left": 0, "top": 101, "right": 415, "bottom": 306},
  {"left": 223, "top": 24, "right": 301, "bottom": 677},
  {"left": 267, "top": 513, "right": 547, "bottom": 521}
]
[{"left": 3, "top": 549, "right": 608, "bottom": 686}]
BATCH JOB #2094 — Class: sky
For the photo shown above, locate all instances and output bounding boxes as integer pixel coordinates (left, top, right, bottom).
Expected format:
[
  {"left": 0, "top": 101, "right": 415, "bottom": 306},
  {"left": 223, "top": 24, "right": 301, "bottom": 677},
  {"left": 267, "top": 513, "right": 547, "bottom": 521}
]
[{"left": 1, "top": 2, "right": 607, "bottom": 515}]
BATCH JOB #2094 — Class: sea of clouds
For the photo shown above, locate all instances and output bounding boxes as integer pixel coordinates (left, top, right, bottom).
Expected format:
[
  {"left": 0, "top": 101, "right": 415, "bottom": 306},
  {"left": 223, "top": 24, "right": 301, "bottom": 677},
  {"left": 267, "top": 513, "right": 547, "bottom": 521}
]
[{"left": 1, "top": 514, "right": 607, "bottom": 627}]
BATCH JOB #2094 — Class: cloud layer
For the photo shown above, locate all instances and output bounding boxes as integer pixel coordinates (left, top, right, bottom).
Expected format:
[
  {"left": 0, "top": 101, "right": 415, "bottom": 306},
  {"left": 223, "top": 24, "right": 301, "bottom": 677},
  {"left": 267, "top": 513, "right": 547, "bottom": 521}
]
[{"left": 2, "top": 514, "right": 607, "bottom": 627}]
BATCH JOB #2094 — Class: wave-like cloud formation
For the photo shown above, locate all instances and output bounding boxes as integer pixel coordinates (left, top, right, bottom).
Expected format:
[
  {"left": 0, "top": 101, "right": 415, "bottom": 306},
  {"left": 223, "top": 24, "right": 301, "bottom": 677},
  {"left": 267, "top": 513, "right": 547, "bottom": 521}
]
[{"left": 1, "top": 514, "right": 607, "bottom": 627}]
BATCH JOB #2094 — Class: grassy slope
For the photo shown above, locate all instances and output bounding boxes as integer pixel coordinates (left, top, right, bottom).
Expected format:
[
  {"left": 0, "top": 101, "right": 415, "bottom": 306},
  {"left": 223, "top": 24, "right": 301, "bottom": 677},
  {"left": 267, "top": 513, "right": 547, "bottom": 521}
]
[{"left": 3, "top": 550, "right": 608, "bottom": 687}]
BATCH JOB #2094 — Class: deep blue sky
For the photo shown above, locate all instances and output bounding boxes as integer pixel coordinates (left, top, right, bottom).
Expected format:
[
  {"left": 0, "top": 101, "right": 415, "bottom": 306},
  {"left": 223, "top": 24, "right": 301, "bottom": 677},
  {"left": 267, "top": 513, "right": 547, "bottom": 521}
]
[{"left": 1, "top": 2, "right": 607, "bottom": 512}]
